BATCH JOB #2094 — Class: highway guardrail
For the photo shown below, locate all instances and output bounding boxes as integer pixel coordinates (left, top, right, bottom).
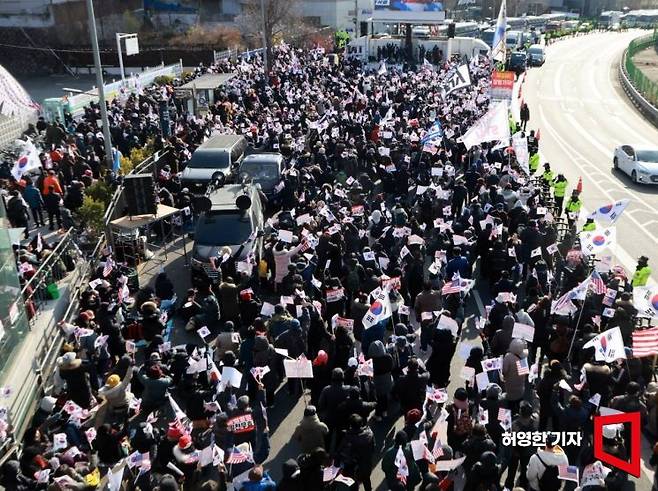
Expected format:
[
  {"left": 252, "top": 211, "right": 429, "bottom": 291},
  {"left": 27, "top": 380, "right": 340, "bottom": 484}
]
[{"left": 619, "top": 30, "right": 658, "bottom": 127}]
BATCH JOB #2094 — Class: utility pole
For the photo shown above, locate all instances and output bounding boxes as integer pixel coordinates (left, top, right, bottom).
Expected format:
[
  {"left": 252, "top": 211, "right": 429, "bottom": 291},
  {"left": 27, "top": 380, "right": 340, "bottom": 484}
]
[
  {"left": 260, "top": 0, "right": 268, "bottom": 79},
  {"left": 86, "top": 0, "right": 114, "bottom": 168}
]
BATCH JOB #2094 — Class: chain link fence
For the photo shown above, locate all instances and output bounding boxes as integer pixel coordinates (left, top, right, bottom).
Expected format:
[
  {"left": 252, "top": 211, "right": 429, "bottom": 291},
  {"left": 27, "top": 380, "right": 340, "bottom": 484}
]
[{"left": 624, "top": 29, "right": 658, "bottom": 107}]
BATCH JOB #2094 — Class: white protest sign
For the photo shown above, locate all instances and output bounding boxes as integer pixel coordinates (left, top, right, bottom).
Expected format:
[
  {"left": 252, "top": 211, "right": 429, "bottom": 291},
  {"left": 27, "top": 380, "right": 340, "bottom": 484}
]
[
  {"left": 437, "top": 315, "right": 459, "bottom": 336},
  {"left": 278, "top": 230, "right": 294, "bottom": 243},
  {"left": 283, "top": 358, "right": 314, "bottom": 378},
  {"left": 260, "top": 302, "right": 276, "bottom": 316},
  {"left": 512, "top": 323, "right": 535, "bottom": 342},
  {"left": 434, "top": 456, "right": 466, "bottom": 472},
  {"left": 476, "top": 371, "right": 490, "bottom": 392},
  {"left": 221, "top": 367, "right": 243, "bottom": 388}
]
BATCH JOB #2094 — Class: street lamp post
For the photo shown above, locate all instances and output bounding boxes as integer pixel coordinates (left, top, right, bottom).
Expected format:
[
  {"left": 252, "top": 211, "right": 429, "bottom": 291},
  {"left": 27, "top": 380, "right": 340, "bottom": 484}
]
[
  {"left": 115, "top": 33, "right": 139, "bottom": 82},
  {"left": 85, "top": 0, "right": 114, "bottom": 168},
  {"left": 116, "top": 33, "right": 125, "bottom": 82}
]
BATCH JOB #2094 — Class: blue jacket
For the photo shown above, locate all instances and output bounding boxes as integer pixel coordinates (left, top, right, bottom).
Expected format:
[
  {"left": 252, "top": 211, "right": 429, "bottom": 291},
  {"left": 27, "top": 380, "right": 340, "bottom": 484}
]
[
  {"left": 446, "top": 255, "right": 470, "bottom": 279},
  {"left": 23, "top": 184, "right": 43, "bottom": 209},
  {"left": 240, "top": 472, "right": 276, "bottom": 491},
  {"left": 361, "top": 321, "right": 386, "bottom": 357}
]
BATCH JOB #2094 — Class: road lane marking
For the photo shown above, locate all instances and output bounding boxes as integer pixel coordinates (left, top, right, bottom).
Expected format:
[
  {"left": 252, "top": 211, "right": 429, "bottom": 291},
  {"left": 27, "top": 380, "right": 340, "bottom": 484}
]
[
  {"left": 554, "top": 64, "right": 564, "bottom": 98},
  {"left": 539, "top": 105, "right": 658, "bottom": 259},
  {"left": 562, "top": 113, "right": 658, "bottom": 224}
]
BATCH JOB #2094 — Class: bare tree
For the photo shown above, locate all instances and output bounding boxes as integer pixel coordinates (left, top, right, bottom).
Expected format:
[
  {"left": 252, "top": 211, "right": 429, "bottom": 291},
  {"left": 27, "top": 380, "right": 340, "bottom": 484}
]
[{"left": 237, "top": 0, "right": 302, "bottom": 73}]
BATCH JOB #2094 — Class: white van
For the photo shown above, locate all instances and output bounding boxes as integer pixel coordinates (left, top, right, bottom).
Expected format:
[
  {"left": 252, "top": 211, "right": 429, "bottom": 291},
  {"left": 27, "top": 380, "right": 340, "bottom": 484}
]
[{"left": 412, "top": 26, "right": 431, "bottom": 38}]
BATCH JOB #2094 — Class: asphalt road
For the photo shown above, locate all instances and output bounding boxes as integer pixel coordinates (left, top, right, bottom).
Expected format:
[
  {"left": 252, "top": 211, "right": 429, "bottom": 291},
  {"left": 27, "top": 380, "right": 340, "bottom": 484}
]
[
  {"left": 523, "top": 30, "right": 658, "bottom": 283},
  {"left": 523, "top": 30, "right": 657, "bottom": 491},
  {"left": 138, "top": 32, "right": 658, "bottom": 489}
]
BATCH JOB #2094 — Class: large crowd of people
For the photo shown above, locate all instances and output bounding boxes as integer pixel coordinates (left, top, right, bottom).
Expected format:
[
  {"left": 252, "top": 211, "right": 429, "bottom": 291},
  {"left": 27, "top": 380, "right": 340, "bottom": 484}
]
[{"left": 0, "top": 42, "right": 656, "bottom": 491}]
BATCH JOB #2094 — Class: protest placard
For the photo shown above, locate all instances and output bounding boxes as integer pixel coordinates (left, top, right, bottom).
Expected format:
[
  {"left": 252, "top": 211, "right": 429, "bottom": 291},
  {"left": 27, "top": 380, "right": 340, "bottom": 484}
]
[
  {"left": 512, "top": 323, "right": 535, "bottom": 342},
  {"left": 283, "top": 358, "right": 314, "bottom": 378}
]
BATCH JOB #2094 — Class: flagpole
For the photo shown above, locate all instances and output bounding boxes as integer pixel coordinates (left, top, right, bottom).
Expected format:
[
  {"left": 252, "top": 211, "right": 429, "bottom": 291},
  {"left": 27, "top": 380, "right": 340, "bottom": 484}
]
[
  {"left": 566, "top": 302, "right": 586, "bottom": 362},
  {"left": 300, "top": 378, "right": 308, "bottom": 408},
  {"left": 228, "top": 445, "right": 235, "bottom": 481}
]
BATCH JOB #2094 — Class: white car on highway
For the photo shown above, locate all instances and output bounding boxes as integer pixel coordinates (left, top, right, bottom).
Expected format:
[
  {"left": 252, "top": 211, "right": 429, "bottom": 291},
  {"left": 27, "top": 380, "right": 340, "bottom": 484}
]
[{"left": 613, "top": 145, "right": 658, "bottom": 184}]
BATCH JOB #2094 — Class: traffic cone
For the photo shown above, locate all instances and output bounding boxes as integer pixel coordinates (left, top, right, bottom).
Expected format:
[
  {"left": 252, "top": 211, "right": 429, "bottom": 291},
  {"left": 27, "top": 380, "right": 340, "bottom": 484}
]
[
  {"left": 536, "top": 128, "right": 541, "bottom": 140},
  {"left": 576, "top": 176, "right": 583, "bottom": 194}
]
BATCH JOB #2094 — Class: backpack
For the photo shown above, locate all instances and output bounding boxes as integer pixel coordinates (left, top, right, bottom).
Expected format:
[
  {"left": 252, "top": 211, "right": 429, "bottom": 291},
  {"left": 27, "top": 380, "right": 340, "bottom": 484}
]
[
  {"left": 454, "top": 407, "right": 473, "bottom": 435},
  {"left": 537, "top": 454, "right": 561, "bottom": 490}
]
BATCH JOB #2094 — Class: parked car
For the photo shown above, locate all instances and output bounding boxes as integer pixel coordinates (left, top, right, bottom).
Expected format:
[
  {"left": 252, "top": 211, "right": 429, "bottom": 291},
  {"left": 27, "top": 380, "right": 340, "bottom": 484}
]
[
  {"left": 190, "top": 183, "right": 264, "bottom": 284},
  {"left": 613, "top": 145, "right": 658, "bottom": 184},
  {"left": 507, "top": 51, "right": 528, "bottom": 75},
  {"left": 180, "top": 134, "right": 248, "bottom": 194},
  {"left": 527, "top": 44, "right": 545, "bottom": 66},
  {"left": 238, "top": 153, "right": 284, "bottom": 199}
]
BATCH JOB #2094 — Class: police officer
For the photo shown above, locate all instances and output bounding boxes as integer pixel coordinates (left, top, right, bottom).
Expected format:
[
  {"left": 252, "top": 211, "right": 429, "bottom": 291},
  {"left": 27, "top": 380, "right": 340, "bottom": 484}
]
[
  {"left": 529, "top": 151, "right": 540, "bottom": 174},
  {"left": 552, "top": 174, "right": 568, "bottom": 214},
  {"left": 581, "top": 218, "right": 596, "bottom": 232},
  {"left": 527, "top": 130, "right": 538, "bottom": 154},
  {"left": 564, "top": 190, "right": 582, "bottom": 227},
  {"left": 632, "top": 256, "right": 651, "bottom": 287},
  {"left": 541, "top": 163, "right": 554, "bottom": 186}
]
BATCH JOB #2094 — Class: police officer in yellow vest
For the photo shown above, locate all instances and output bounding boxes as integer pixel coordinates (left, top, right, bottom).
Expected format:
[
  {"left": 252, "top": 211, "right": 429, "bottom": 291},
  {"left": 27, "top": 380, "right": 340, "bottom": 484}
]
[
  {"left": 632, "top": 256, "right": 651, "bottom": 287},
  {"left": 552, "top": 174, "right": 568, "bottom": 214},
  {"left": 529, "top": 152, "right": 540, "bottom": 174},
  {"left": 541, "top": 163, "right": 554, "bottom": 187},
  {"left": 564, "top": 190, "right": 582, "bottom": 227},
  {"left": 581, "top": 218, "right": 596, "bottom": 232}
]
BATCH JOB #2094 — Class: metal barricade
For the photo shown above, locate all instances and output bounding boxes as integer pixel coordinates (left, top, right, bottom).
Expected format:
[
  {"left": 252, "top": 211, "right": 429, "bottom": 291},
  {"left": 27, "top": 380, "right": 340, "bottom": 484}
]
[
  {"left": 554, "top": 216, "right": 571, "bottom": 243},
  {"left": 20, "top": 229, "right": 82, "bottom": 328}
]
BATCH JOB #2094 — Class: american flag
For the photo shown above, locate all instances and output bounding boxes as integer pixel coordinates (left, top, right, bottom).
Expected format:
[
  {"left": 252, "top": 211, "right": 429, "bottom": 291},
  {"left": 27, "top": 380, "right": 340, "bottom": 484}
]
[
  {"left": 516, "top": 358, "right": 530, "bottom": 375},
  {"left": 632, "top": 327, "right": 658, "bottom": 358},
  {"left": 432, "top": 437, "right": 444, "bottom": 459},
  {"left": 226, "top": 446, "right": 253, "bottom": 464},
  {"left": 558, "top": 465, "right": 579, "bottom": 482},
  {"left": 589, "top": 270, "right": 607, "bottom": 295},
  {"left": 553, "top": 289, "right": 572, "bottom": 307},
  {"left": 441, "top": 272, "right": 462, "bottom": 295},
  {"left": 103, "top": 258, "right": 114, "bottom": 277},
  {"left": 422, "top": 444, "right": 435, "bottom": 464}
]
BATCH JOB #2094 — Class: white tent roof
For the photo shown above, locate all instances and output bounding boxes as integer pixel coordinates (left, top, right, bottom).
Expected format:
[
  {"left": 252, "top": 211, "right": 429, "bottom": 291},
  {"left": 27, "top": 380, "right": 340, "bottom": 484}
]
[{"left": 0, "top": 65, "right": 38, "bottom": 117}]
